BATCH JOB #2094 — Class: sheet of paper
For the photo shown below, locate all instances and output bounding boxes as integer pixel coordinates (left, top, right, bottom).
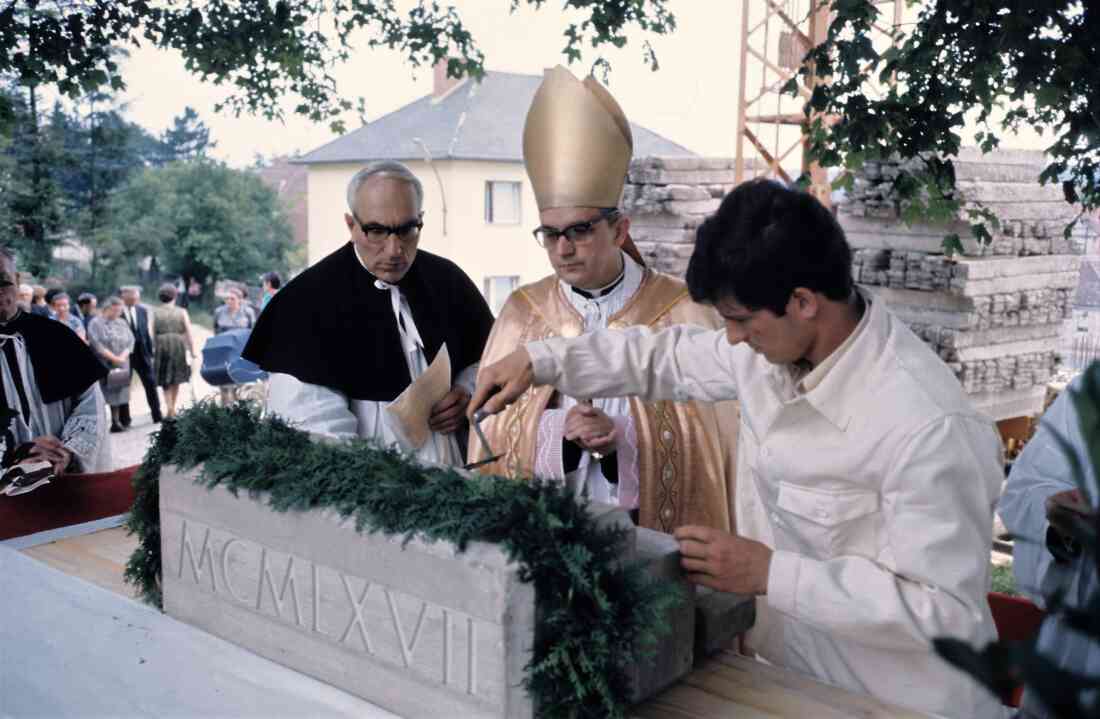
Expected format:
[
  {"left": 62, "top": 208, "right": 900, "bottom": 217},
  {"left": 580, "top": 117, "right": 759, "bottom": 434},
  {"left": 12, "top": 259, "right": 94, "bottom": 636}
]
[{"left": 385, "top": 344, "right": 451, "bottom": 450}]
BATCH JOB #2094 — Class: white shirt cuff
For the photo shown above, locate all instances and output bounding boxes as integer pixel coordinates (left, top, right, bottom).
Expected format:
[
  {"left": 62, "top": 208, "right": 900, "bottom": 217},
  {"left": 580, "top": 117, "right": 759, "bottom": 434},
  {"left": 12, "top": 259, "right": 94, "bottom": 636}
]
[
  {"left": 527, "top": 340, "right": 557, "bottom": 385},
  {"left": 766, "top": 549, "right": 801, "bottom": 617}
]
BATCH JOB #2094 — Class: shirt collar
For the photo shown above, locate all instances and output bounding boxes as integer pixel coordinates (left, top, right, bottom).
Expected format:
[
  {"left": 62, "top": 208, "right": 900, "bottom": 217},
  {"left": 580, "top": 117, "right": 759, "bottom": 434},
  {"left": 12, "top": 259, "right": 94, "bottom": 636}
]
[{"left": 796, "top": 290, "right": 884, "bottom": 431}]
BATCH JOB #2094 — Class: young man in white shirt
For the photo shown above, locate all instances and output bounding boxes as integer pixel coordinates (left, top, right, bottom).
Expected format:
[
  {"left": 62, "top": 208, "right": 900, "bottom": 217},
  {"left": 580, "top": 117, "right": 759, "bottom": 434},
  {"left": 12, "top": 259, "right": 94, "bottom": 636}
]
[{"left": 470, "top": 179, "right": 1006, "bottom": 719}]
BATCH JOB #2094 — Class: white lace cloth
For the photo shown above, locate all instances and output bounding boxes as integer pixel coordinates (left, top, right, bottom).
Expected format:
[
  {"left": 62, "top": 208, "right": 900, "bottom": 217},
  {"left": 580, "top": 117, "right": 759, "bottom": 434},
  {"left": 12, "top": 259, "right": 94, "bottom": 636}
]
[{"left": 532, "top": 251, "right": 641, "bottom": 508}]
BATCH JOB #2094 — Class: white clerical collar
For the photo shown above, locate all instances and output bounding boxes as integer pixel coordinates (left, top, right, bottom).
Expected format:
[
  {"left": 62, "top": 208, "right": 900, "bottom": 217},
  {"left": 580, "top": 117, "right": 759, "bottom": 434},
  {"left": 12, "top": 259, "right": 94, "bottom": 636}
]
[{"left": 561, "top": 251, "right": 641, "bottom": 305}]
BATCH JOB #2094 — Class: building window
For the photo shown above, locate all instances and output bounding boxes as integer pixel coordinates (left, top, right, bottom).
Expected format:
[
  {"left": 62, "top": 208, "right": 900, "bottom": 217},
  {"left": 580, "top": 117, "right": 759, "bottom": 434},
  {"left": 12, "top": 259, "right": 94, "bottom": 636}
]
[
  {"left": 484, "top": 275, "right": 519, "bottom": 315},
  {"left": 485, "top": 181, "right": 521, "bottom": 224}
]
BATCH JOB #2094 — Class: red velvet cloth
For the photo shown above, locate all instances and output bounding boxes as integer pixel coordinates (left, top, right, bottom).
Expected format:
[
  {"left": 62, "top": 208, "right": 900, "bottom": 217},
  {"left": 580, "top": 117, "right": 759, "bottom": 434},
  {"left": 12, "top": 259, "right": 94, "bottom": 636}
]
[
  {"left": 0, "top": 465, "right": 138, "bottom": 541},
  {"left": 988, "top": 591, "right": 1046, "bottom": 707}
]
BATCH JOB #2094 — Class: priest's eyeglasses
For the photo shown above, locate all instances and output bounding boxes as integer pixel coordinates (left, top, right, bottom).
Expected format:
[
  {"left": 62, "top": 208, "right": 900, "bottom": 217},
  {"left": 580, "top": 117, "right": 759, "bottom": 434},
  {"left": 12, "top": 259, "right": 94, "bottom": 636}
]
[
  {"left": 532, "top": 208, "right": 620, "bottom": 249},
  {"left": 354, "top": 213, "right": 424, "bottom": 245}
]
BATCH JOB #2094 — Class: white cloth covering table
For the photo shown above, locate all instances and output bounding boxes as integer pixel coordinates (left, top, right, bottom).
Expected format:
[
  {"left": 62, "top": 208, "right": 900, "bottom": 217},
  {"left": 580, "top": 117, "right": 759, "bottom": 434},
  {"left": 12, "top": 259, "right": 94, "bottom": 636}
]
[{"left": 0, "top": 545, "right": 397, "bottom": 718}]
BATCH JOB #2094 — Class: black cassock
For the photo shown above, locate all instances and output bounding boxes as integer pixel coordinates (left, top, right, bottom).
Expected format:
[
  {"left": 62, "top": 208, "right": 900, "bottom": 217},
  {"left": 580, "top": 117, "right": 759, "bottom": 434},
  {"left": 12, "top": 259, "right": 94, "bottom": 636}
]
[{"left": 243, "top": 242, "right": 494, "bottom": 402}]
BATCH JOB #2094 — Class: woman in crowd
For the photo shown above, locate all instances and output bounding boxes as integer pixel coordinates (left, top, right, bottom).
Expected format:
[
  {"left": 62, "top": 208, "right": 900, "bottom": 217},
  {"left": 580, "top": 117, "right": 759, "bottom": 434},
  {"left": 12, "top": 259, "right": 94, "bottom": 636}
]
[
  {"left": 213, "top": 286, "right": 255, "bottom": 334},
  {"left": 47, "top": 290, "right": 87, "bottom": 342},
  {"left": 153, "top": 283, "right": 195, "bottom": 418},
  {"left": 88, "top": 296, "right": 135, "bottom": 433},
  {"left": 30, "top": 286, "right": 50, "bottom": 316},
  {"left": 212, "top": 286, "right": 255, "bottom": 405}
]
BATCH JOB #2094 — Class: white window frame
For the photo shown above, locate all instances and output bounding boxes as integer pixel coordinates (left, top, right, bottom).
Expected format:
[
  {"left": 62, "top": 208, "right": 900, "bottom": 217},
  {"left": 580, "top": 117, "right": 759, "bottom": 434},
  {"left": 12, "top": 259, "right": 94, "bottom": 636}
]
[
  {"left": 484, "top": 275, "right": 520, "bottom": 316},
  {"left": 485, "top": 181, "right": 522, "bottom": 225}
]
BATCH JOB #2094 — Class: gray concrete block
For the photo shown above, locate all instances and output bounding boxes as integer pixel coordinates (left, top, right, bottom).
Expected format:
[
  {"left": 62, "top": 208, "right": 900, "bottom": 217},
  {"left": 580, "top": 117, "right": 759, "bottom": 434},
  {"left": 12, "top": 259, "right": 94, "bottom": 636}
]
[
  {"left": 627, "top": 168, "right": 739, "bottom": 186},
  {"left": 967, "top": 385, "right": 1048, "bottom": 421},
  {"left": 698, "top": 157, "right": 734, "bottom": 170},
  {"left": 666, "top": 184, "right": 712, "bottom": 201},
  {"left": 693, "top": 587, "right": 755, "bottom": 661},
  {"left": 160, "top": 466, "right": 536, "bottom": 719},
  {"left": 952, "top": 255, "right": 1081, "bottom": 280},
  {"left": 663, "top": 198, "right": 721, "bottom": 216},
  {"left": 587, "top": 501, "right": 637, "bottom": 563},
  {"left": 956, "top": 271, "right": 1080, "bottom": 296},
  {"left": 626, "top": 527, "right": 695, "bottom": 703},
  {"left": 652, "top": 157, "right": 702, "bottom": 171}
]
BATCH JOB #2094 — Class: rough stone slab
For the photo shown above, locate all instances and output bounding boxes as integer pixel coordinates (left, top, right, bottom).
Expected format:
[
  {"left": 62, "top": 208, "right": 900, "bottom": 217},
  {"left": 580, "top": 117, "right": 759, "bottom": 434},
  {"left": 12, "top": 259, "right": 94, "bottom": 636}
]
[
  {"left": 663, "top": 198, "right": 721, "bottom": 216},
  {"left": 652, "top": 157, "right": 702, "bottom": 171},
  {"left": 698, "top": 157, "right": 734, "bottom": 170},
  {"left": 627, "top": 528, "right": 696, "bottom": 703},
  {"left": 953, "top": 255, "right": 1081, "bottom": 280},
  {"left": 953, "top": 337, "right": 1063, "bottom": 363},
  {"left": 936, "top": 322, "right": 1064, "bottom": 350},
  {"left": 666, "top": 184, "right": 712, "bottom": 201},
  {"left": 867, "top": 286, "right": 974, "bottom": 313},
  {"left": 629, "top": 213, "right": 704, "bottom": 229},
  {"left": 968, "top": 386, "right": 1047, "bottom": 421},
  {"left": 627, "top": 168, "right": 738, "bottom": 186},
  {"left": 956, "top": 271, "right": 1080, "bottom": 296},
  {"left": 160, "top": 466, "right": 536, "bottom": 719},
  {"left": 630, "top": 226, "right": 697, "bottom": 245},
  {"left": 693, "top": 588, "right": 755, "bottom": 662}
]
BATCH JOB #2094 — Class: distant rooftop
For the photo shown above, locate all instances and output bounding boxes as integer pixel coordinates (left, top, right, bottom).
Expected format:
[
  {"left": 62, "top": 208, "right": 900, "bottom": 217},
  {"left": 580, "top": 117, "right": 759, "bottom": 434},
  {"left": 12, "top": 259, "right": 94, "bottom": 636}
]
[{"left": 298, "top": 70, "right": 695, "bottom": 165}]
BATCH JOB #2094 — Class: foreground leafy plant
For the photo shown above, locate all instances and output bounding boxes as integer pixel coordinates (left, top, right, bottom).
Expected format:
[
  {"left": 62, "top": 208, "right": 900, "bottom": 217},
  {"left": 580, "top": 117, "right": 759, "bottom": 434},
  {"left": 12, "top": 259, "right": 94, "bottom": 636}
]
[{"left": 124, "top": 401, "right": 680, "bottom": 718}]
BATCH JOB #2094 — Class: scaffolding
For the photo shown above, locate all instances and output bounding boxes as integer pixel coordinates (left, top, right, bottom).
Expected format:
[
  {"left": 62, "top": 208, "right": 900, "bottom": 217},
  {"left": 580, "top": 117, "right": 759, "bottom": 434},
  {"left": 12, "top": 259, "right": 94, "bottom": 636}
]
[{"left": 734, "top": 0, "right": 905, "bottom": 206}]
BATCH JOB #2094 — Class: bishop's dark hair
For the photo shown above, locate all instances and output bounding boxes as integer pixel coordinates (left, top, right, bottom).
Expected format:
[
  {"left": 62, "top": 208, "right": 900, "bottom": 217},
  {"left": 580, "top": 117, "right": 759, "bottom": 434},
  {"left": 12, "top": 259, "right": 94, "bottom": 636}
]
[{"left": 686, "top": 179, "right": 853, "bottom": 316}]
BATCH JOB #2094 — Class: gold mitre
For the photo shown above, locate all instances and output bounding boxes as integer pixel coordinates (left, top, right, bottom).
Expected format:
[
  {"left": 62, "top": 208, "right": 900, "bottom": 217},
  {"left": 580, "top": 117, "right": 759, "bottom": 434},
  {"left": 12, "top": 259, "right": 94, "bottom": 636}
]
[{"left": 523, "top": 66, "right": 633, "bottom": 211}]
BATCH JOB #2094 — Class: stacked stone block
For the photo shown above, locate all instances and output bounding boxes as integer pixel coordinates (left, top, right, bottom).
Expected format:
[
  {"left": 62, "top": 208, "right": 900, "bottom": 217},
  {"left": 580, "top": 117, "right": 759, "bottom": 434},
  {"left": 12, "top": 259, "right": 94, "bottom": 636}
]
[
  {"left": 626, "top": 151, "right": 1092, "bottom": 421},
  {"left": 623, "top": 157, "right": 748, "bottom": 277},
  {"left": 839, "top": 148, "right": 1093, "bottom": 421}
]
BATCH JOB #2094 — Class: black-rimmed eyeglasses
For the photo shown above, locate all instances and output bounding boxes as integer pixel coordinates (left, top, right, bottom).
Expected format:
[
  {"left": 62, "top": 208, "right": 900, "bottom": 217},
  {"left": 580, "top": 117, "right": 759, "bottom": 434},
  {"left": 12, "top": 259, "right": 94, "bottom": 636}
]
[
  {"left": 532, "top": 208, "right": 620, "bottom": 249},
  {"left": 353, "top": 213, "right": 424, "bottom": 244}
]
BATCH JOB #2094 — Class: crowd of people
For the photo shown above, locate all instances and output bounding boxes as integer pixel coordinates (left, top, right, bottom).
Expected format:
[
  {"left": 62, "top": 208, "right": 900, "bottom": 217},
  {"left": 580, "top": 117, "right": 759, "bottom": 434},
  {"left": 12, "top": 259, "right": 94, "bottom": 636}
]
[{"left": 8, "top": 272, "right": 281, "bottom": 436}]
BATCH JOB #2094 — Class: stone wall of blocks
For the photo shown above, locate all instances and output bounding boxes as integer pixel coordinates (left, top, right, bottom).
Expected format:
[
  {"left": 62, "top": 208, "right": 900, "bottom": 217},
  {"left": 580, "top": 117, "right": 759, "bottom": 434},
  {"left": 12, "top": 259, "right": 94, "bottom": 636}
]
[{"left": 628, "top": 150, "right": 1095, "bottom": 420}]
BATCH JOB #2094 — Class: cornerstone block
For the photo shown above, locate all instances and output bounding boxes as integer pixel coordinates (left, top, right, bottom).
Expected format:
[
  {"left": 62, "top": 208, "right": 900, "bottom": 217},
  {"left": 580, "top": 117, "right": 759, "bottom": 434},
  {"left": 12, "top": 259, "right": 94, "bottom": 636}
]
[{"left": 160, "top": 466, "right": 536, "bottom": 718}]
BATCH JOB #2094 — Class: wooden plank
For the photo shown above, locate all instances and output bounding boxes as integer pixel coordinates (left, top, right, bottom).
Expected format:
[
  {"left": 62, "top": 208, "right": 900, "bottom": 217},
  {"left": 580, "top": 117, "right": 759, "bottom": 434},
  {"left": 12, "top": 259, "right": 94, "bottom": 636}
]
[
  {"left": 632, "top": 684, "right": 778, "bottom": 719},
  {"left": 22, "top": 526, "right": 138, "bottom": 599}
]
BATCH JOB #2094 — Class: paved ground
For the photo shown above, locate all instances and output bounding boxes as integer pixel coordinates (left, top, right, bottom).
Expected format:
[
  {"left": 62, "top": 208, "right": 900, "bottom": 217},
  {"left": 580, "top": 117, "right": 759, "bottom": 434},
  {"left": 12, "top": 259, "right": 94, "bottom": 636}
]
[{"left": 108, "top": 323, "right": 217, "bottom": 469}]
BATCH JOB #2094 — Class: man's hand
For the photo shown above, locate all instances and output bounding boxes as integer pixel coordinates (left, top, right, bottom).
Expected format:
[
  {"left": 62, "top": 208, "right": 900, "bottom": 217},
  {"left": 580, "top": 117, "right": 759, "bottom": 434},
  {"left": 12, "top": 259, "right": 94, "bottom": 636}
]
[
  {"left": 467, "top": 349, "right": 535, "bottom": 420},
  {"left": 565, "top": 404, "right": 616, "bottom": 456},
  {"left": 674, "top": 525, "right": 773, "bottom": 595},
  {"left": 28, "top": 436, "right": 72, "bottom": 476},
  {"left": 1046, "top": 488, "right": 1094, "bottom": 542},
  {"left": 429, "top": 386, "right": 470, "bottom": 435}
]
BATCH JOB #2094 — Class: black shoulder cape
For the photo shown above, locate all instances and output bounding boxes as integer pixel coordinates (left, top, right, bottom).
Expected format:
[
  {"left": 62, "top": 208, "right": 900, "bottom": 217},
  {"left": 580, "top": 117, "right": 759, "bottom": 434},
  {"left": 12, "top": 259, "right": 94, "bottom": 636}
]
[
  {"left": 242, "top": 243, "right": 495, "bottom": 402},
  {"left": 5, "top": 311, "right": 107, "bottom": 403}
]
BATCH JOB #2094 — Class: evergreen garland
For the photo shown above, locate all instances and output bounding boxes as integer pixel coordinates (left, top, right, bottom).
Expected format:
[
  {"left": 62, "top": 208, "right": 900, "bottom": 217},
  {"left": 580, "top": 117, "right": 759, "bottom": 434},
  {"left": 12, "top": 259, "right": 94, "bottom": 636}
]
[{"left": 124, "top": 402, "right": 681, "bottom": 717}]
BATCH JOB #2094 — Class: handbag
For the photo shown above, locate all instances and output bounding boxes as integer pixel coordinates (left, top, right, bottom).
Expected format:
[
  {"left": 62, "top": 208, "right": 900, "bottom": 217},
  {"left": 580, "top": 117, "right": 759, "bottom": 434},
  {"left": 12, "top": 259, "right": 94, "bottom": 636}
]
[{"left": 105, "top": 364, "right": 130, "bottom": 392}]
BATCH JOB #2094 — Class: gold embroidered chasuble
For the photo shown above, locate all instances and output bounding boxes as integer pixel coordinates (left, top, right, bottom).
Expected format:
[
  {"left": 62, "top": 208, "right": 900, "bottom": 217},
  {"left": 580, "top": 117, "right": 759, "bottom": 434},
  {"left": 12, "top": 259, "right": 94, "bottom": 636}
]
[{"left": 469, "top": 269, "right": 738, "bottom": 533}]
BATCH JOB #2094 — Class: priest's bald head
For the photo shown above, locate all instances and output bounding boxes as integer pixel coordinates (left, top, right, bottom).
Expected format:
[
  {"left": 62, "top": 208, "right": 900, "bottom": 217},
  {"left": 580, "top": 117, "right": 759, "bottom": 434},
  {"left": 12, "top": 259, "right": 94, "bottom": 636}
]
[
  {"left": 523, "top": 67, "right": 642, "bottom": 291},
  {"left": 344, "top": 161, "right": 425, "bottom": 284}
]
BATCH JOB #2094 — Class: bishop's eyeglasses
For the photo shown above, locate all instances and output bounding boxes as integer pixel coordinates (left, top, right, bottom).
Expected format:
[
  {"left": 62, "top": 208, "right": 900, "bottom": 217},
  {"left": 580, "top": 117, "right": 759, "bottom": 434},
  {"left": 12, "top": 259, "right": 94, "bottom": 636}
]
[
  {"left": 353, "top": 213, "right": 424, "bottom": 246},
  {"left": 532, "top": 208, "right": 620, "bottom": 249}
]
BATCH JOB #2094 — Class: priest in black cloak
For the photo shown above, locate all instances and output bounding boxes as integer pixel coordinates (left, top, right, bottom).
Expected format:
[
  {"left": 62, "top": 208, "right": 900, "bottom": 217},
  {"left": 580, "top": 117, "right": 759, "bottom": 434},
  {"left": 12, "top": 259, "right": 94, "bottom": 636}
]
[
  {"left": 243, "top": 161, "right": 494, "bottom": 466},
  {"left": 0, "top": 248, "right": 109, "bottom": 476}
]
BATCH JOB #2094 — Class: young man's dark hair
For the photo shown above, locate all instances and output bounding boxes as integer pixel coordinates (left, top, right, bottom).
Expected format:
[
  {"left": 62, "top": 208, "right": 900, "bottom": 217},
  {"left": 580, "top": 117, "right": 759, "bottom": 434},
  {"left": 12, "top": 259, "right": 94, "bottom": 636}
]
[
  {"left": 263, "top": 271, "right": 282, "bottom": 290},
  {"left": 686, "top": 179, "right": 853, "bottom": 315}
]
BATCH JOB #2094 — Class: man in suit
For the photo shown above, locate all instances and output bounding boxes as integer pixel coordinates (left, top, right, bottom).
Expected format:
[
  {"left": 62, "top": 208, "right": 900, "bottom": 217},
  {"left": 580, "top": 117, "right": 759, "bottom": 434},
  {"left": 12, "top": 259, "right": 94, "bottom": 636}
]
[{"left": 120, "top": 286, "right": 162, "bottom": 425}]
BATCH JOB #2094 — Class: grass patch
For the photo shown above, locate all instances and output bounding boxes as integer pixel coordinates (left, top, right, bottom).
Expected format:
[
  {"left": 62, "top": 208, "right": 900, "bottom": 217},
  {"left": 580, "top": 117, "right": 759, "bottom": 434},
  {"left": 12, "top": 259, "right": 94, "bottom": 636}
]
[{"left": 991, "top": 562, "right": 1017, "bottom": 596}]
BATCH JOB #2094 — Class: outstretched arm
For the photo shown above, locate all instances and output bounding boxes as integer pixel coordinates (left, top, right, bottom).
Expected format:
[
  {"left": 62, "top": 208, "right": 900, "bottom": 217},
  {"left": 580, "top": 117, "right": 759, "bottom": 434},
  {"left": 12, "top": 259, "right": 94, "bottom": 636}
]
[{"left": 469, "top": 323, "right": 739, "bottom": 419}]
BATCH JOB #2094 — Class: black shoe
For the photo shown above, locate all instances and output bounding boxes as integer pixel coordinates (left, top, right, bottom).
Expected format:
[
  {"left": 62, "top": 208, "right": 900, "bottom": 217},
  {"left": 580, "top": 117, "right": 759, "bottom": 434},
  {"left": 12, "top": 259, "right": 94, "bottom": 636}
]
[
  {"left": 152, "top": 416, "right": 162, "bottom": 424},
  {"left": 110, "top": 423, "right": 124, "bottom": 433},
  {"left": 119, "top": 404, "right": 132, "bottom": 428}
]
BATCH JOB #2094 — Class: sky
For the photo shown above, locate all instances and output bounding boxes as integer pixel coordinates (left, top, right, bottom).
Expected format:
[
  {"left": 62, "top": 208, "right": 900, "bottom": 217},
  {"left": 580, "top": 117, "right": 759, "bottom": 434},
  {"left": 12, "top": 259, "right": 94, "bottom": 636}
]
[
  {"left": 112, "top": 1, "right": 1046, "bottom": 168},
  {"left": 114, "top": 2, "right": 746, "bottom": 167}
]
